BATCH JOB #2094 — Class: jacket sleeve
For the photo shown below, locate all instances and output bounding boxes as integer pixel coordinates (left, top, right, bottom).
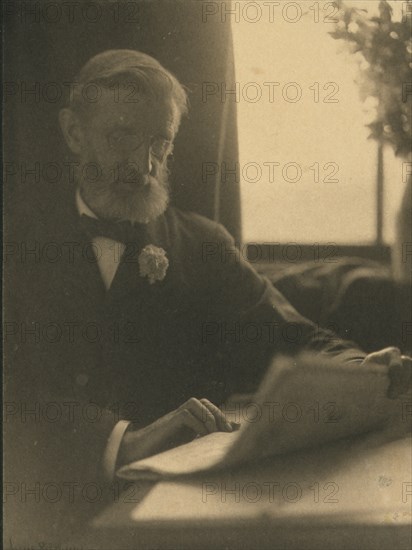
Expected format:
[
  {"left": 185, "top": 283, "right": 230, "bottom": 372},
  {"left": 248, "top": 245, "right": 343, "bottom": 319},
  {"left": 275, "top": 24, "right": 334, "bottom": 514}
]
[
  {"left": 3, "top": 376, "right": 123, "bottom": 545},
  {"left": 198, "top": 222, "right": 366, "bottom": 392}
]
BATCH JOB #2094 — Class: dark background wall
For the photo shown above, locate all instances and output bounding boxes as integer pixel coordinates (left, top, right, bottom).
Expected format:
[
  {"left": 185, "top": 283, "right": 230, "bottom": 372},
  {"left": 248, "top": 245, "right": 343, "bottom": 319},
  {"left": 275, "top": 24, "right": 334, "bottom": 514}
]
[{"left": 4, "top": 0, "right": 241, "bottom": 241}]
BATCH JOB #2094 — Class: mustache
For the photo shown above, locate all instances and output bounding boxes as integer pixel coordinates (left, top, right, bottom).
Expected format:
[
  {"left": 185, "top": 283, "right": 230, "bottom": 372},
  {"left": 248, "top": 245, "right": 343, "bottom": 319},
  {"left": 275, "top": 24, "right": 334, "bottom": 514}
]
[
  {"left": 79, "top": 159, "right": 171, "bottom": 223},
  {"left": 79, "top": 158, "right": 171, "bottom": 189},
  {"left": 111, "top": 162, "right": 151, "bottom": 186}
]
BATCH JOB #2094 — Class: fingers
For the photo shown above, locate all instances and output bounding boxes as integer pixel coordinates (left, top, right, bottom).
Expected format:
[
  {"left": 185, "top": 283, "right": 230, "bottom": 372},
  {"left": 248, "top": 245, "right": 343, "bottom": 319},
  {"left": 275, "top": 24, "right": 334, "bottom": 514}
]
[
  {"left": 179, "top": 408, "right": 210, "bottom": 437},
  {"left": 363, "top": 347, "right": 402, "bottom": 367},
  {"left": 121, "top": 397, "right": 238, "bottom": 463},
  {"left": 363, "top": 348, "right": 412, "bottom": 399},
  {"left": 177, "top": 398, "right": 234, "bottom": 436},
  {"left": 180, "top": 397, "right": 217, "bottom": 433},
  {"left": 387, "top": 355, "right": 412, "bottom": 399},
  {"left": 199, "top": 398, "right": 233, "bottom": 432}
]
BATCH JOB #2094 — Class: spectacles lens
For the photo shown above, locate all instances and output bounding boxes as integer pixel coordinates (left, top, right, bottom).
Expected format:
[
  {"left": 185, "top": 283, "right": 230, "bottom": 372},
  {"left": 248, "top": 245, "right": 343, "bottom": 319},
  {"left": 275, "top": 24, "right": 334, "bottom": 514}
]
[{"left": 109, "top": 134, "right": 172, "bottom": 159}]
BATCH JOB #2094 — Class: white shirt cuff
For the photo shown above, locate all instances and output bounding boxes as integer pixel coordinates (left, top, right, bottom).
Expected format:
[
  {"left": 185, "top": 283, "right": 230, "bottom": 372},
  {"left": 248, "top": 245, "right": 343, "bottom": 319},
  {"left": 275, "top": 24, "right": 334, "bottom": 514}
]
[{"left": 102, "top": 420, "right": 131, "bottom": 481}]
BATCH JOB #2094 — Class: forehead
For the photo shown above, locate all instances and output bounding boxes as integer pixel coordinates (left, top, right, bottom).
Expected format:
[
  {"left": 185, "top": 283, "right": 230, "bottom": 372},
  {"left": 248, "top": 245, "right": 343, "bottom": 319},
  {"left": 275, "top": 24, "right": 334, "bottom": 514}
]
[{"left": 86, "top": 88, "right": 177, "bottom": 133}]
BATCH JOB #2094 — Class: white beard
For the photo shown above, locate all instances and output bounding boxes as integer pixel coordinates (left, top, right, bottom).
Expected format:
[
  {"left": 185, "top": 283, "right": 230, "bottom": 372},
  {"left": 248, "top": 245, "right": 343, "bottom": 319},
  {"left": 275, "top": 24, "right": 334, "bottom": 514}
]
[{"left": 79, "top": 164, "right": 170, "bottom": 224}]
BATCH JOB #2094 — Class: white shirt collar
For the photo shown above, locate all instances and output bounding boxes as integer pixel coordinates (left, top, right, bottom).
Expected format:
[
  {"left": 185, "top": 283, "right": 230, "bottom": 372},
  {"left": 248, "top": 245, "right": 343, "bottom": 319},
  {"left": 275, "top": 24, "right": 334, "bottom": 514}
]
[{"left": 76, "top": 188, "right": 98, "bottom": 219}]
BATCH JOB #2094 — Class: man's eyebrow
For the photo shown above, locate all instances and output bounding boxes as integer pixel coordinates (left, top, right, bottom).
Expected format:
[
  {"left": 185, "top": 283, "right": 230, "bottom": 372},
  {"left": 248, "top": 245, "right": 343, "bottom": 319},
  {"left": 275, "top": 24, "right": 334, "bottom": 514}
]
[{"left": 104, "top": 119, "right": 175, "bottom": 138}]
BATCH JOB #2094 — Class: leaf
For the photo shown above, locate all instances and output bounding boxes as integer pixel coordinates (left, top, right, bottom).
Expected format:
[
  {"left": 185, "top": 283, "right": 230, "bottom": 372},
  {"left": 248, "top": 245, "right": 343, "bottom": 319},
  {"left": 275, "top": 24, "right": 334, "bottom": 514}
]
[
  {"left": 378, "top": 1, "right": 392, "bottom": 24},
  {"left": 329, "top": 31, "right": 347, "bottom": 40}
]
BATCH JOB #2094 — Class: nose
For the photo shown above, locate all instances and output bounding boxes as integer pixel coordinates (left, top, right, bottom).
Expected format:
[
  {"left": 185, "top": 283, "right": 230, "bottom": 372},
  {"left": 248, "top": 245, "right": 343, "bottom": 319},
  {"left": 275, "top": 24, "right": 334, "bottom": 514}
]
[{"left": 129, "top": 141, "right": 152, "bottom": 176}]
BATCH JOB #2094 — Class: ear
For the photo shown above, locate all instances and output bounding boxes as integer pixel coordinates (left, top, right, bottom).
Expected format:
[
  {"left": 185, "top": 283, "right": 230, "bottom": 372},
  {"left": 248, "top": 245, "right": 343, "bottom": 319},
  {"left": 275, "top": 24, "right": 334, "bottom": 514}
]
[{"left": 58, "top": 108, "right": 85, "bottom": 155}]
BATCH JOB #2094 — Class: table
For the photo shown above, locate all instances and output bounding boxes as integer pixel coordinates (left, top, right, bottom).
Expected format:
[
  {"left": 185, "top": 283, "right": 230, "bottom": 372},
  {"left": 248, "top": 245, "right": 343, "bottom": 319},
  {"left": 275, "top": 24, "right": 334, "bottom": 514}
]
[{"left": 81, "top": 431, "right": 412, "bottom": 550}]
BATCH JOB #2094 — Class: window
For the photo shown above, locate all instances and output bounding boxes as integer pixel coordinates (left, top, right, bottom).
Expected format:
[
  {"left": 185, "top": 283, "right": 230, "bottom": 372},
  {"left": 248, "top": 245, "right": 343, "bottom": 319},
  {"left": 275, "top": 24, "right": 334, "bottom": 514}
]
[{"left": 232, "top": 0, "right": 406, "bottom": 245}]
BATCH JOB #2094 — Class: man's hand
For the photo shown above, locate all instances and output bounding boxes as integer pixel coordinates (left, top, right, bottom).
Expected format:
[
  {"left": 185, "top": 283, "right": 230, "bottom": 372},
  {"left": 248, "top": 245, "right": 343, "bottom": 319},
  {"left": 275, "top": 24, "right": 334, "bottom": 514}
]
[
  {"left": 361, "top": 347, "right": 412, "bottom": 399},
  {"left": 117, "top": 398, "right": 240, "bottom": 467}
]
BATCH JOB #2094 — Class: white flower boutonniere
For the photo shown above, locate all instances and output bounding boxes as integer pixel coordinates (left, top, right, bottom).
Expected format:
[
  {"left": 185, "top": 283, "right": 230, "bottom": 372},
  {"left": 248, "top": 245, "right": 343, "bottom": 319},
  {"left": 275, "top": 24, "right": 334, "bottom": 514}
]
[{"left": 138, "top": 245, "right": 169, "bottom": 284}]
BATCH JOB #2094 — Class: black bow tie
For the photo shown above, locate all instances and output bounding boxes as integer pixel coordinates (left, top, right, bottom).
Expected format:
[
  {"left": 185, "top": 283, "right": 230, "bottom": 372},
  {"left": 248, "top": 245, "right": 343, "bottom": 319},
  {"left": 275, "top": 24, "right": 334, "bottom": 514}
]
[{"left": 79, "top": 214, "right": 146, "bottom": 244}]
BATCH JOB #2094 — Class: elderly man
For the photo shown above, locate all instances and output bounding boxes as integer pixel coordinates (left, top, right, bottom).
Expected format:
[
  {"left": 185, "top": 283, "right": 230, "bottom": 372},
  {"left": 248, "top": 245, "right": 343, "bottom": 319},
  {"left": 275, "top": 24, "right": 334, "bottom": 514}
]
[{"left": 5, "top": 49, "right": 411, "bottom": 544}]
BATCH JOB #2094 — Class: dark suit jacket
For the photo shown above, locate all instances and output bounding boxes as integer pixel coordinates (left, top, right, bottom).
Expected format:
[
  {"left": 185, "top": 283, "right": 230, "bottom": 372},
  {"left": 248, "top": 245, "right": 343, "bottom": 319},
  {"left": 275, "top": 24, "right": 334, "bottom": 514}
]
[{"left": 4, "top": 188, "right": 365, "bottom": 544}]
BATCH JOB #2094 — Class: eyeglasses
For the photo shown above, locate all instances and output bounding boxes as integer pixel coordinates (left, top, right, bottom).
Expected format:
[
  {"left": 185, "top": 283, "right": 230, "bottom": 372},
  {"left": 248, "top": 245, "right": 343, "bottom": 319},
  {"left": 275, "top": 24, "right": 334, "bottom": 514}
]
[{"left": 107, "top": 132, "right": 173, "bottom": 161}]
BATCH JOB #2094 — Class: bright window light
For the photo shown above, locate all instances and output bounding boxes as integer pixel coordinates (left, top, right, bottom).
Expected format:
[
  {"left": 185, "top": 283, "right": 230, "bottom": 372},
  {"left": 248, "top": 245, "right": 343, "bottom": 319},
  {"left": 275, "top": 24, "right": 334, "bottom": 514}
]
[{"left": 231, "top": 0, "right": 404, "bottom": 244}]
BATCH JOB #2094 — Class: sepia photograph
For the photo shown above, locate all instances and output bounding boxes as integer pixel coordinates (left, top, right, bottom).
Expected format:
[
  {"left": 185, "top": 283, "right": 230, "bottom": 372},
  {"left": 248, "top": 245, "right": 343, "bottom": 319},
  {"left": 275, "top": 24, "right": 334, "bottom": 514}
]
[{"left": 3, "top": 1, "right": 412, "bottom": 548}]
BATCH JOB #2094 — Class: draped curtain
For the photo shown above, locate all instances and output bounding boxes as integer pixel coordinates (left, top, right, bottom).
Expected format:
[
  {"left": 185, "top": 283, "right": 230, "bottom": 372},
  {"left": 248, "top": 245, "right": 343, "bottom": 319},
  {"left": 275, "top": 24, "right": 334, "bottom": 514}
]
[{"left": 4, "top": 0, "right": 241, "bottom": 242}]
